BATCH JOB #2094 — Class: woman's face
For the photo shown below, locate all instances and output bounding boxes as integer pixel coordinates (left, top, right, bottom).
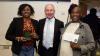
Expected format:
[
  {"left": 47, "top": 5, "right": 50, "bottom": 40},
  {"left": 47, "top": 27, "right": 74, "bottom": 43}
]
[
  {"left": 22, "top": 6, "right": 31, "bottom": 18},
  {"left": 70, "top": 7, "right": 81, "bottom": 22}
]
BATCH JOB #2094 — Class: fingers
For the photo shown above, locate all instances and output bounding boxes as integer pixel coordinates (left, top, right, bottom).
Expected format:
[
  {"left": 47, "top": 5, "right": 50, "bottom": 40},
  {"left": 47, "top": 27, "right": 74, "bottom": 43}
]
[
  {"left": 16, "top": 37, "right": 27, "bottom": 42},
  {"left": 16, "top": 37, "right": 20, "bottom": 42},
  {"left": 20, "top": 37, "right": 27, "bottom": 42},
  {"left": 30, "top": 33, "right": 39, "bottom": 39},
  {"left": 70, "top": 42, "right": 80, "bottom": 49}
]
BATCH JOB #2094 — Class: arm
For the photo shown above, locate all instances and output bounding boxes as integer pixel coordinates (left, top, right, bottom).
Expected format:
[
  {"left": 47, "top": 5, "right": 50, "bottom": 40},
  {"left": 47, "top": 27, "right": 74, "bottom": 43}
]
[
  {"left": 80, "top": 24, "right": 95, "bottom": 54},
  {"left": 5, "top": 18, "right": 17, "bottom": 41},
  {"left": 61, "top": 21, "right": 64, "bottom": 28},
  {"left": 38, "top": 20, "right": 42, "bottom": 40},
  {"left": 31, "top": 20, "right": 39, "bottom": 40}
]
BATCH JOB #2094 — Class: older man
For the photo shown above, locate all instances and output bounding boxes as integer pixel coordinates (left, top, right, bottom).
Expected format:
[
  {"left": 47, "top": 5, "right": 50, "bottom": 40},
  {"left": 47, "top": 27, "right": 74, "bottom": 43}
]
[{"left": 38, "top": 4, "right": 64, "bottom": 56}]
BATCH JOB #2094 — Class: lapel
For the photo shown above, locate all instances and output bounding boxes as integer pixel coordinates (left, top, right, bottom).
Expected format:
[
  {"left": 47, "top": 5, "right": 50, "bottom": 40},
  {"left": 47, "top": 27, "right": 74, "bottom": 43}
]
[
  {"left": 16, "top": 17, "right": 23, "bottom": 36},
  {"left": 30, "top": 19, "right": 36, "bottom": 29},
  {"left": 41, "top": 18, "right": 46, "bottom": 33},
  {"left": 21, "top": 17, "right": 24, "bottom": 35},
  {"left": 74, "top": 22, "right": 85, "bottom": 44},
  {"left": 41, "top": 18, "right": 58, "bottom": 43},
  {"left": 53, "top": 18, "right": 59, "bottom": 43},
  {"left": 40, "top": 18, "right": 46, "bottom": 41},
  {"left": 75, "top": 22, "right": 84, "bottom": 34},
  {"left": 54, "top": 19, "right": 57, "bottom": 39}
]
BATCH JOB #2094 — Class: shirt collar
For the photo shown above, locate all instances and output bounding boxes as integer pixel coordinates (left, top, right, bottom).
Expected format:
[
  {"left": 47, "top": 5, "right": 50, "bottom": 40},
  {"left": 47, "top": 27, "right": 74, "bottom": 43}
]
[{"left": 46, "top": 17, "right": 55, "bottom": 22}]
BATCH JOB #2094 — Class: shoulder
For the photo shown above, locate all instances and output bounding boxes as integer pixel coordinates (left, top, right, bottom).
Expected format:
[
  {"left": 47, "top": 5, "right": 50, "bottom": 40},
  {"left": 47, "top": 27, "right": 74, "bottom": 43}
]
[
  {"left": 55, "top": 19, "right": 64, "bottom": 28},
  {"left": 55, "top": 19, "right": 63, "bottom": 23},
  {"left": 10, "top": 17, "right": 22, "bottom": 23},
  {"left": 39, "top": 18, "right": 46, "bottom": 22},
  {"left": 12, "top": 17, "right": 23, "bottom": 22},
  {"left": 31, "top": 18, "right": 38, "bottom": 22},
  {"left": 31, "top": 19, "right": 38, "bottom": 26},
  {"left": 81, "top": 22, "right": 89, "bottom": 27},
  {"left": 38, "top": 18, "right": 46, "bottom": 24},
  {"left": 13, "top": 17, "right": 22, "bottom": 20},
  {"left": 81, "top": 22, "right": 90, "bottom": 29},
  {"left": 55, "top": 19, "right": 64, "bottom": 26}
]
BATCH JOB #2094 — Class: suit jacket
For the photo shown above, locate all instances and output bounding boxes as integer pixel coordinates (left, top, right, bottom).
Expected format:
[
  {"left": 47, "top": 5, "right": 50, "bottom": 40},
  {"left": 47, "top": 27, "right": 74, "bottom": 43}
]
[
  {"left": 38, "top": 18, "right": 64, "bottom": 56},
  {"left": 5, "top": 17, "right": 38, "bottom": 55},
  {"left": 58, "top": 21, "right": 95, "bottom": 56}
]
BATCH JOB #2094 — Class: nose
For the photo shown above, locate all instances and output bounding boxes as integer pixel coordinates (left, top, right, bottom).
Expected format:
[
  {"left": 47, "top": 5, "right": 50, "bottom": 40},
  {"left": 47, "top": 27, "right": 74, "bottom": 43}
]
[{"left": 47, "top": 10, "right": 51, "bottom": 13}]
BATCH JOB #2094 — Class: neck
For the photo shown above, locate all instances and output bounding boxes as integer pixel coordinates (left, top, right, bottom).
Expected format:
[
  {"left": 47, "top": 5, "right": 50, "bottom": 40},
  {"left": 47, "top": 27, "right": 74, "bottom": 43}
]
[
  {"left": 72, "top": 20, "right": 80, "bottom": 23},
  {"left": 47, "top": 16, "right": 54, "bottom": 19},
  {"left": 23, "top": 17, "right": 30, "bottom": 20}
]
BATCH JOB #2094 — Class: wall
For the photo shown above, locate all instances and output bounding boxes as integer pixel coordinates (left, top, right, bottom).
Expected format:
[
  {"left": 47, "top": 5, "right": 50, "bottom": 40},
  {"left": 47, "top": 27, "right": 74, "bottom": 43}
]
[{"left": 0, "top": 0, "right": 78, "bottom": 45}]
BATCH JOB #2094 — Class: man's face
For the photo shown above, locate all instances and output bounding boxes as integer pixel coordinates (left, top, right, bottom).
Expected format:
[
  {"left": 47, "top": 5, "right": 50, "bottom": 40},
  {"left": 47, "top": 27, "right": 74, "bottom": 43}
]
[{"left": 45, "top": 5, "right": 55, "bottom": 19}]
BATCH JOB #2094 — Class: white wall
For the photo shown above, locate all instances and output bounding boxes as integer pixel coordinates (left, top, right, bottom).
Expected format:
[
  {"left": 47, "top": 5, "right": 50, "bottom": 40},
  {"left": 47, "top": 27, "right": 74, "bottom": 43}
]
[{"left": 0, "top": 0, "right": 78, "bottom": 45}]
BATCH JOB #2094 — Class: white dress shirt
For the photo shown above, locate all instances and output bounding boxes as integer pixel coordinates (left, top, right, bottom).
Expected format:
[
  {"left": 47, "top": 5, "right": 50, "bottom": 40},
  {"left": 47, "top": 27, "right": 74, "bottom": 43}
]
[{"left": 43, "top": 17, "right": 55, "bottom": 49}]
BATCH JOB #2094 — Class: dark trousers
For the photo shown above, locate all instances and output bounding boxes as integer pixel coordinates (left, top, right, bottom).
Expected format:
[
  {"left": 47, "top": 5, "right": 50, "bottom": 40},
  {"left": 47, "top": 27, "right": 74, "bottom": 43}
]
[{"left": 39, "top": 46, "right": 56, "bottom": 56}]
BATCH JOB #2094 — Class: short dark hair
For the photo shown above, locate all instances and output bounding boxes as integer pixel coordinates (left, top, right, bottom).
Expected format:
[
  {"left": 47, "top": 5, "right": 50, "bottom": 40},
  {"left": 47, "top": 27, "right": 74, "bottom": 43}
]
[
  {"left": 90, "top": 8, "right": 97, "bottom": 15},
  {"left": 17, "top": 4, "right": 35, "bottom": 16},
  {"left": 68, "top": 4, "right": 78, "bottom": 14}
]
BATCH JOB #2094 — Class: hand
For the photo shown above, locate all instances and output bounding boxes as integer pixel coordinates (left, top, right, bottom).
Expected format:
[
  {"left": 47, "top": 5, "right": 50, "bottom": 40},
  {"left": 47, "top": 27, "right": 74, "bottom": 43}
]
[
  {"left": 70, "top": 42, "right": 80, "bottom": 49},
  {"left": 30, "top": 33, "right": 39, "bottom": 40},
  {"left": 16, "top": 37, "right": 27, "bottom": 42}
]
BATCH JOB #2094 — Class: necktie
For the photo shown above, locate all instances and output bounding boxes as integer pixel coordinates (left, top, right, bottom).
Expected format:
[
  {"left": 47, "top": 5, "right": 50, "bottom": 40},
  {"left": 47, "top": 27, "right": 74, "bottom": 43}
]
[{"left": 44, "top": 20, "right": 51, "bottom": 49}]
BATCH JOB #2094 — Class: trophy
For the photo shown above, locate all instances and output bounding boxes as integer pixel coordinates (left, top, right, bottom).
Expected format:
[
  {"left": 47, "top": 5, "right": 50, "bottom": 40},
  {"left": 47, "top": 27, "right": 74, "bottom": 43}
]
[{"left": 23, "top": 32, "right": 31, "bottom": 40}]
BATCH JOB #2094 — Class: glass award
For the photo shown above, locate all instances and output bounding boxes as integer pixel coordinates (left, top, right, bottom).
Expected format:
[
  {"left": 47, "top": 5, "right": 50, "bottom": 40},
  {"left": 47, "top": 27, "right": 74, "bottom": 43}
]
[{"left": 23, "top": 32, "right": 31, "bottom": 40}]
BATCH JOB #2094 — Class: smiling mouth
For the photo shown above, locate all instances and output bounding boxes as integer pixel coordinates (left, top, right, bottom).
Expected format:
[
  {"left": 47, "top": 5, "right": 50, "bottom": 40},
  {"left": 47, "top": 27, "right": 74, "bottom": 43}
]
[
  {"left": 24, "top": 13, "right": 30, "bottom": 15},
  {"left": 73, "top": 16, "right": 79, "bottom": 18}
]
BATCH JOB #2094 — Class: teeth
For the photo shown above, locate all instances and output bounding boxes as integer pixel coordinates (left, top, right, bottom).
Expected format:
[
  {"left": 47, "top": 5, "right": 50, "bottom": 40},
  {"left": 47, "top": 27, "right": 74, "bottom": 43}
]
[{"left": 73, "top": 17, "right": 78, "bottom": 19}]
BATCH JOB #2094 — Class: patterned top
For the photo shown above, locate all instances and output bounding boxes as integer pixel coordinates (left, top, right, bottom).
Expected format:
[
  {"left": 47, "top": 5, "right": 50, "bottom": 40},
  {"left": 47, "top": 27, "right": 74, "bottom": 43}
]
[{"left": 23, "top": 18, "right": 36, "bottom": 46}]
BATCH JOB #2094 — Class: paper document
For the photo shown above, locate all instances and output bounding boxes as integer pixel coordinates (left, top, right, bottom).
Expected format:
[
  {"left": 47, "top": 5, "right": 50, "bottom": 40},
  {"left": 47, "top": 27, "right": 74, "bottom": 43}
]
[{"left": 62, "top": 33, "right": 79, "bottom": 43}]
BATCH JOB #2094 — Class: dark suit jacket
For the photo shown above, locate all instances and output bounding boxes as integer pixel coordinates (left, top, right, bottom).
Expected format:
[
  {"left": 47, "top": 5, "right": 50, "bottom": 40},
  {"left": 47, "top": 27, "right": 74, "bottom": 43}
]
[
  {"left": 5, "top": 17, "right": 38, "bottom": 55},
  {"left": 38, "top": 18, "right": 64, "bottom": 56}
]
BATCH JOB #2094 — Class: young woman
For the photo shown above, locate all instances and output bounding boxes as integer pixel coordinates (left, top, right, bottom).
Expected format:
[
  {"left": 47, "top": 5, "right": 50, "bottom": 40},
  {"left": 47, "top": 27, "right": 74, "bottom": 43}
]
[
  {"left": 5, "top": 4, "right": 38, "bottom": 56},
  {"left": 58, "top": 4, "right": 95, "bottom": 56}
]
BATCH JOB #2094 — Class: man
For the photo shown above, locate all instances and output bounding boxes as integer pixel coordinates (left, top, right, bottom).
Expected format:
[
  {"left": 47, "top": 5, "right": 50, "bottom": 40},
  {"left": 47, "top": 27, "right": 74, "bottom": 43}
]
[{"left": 38, "top": 4, "right": 64, "bottom": 56}]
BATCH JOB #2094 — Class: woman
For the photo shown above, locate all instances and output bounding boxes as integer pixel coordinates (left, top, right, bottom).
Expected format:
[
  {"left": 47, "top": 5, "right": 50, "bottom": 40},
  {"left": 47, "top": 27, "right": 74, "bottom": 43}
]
[
  {"left": 5, "top": 4, "right": 38, "bottom": 56},
  {"left": 58, "top": 4, "right": 95, "bottom": 56}
]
